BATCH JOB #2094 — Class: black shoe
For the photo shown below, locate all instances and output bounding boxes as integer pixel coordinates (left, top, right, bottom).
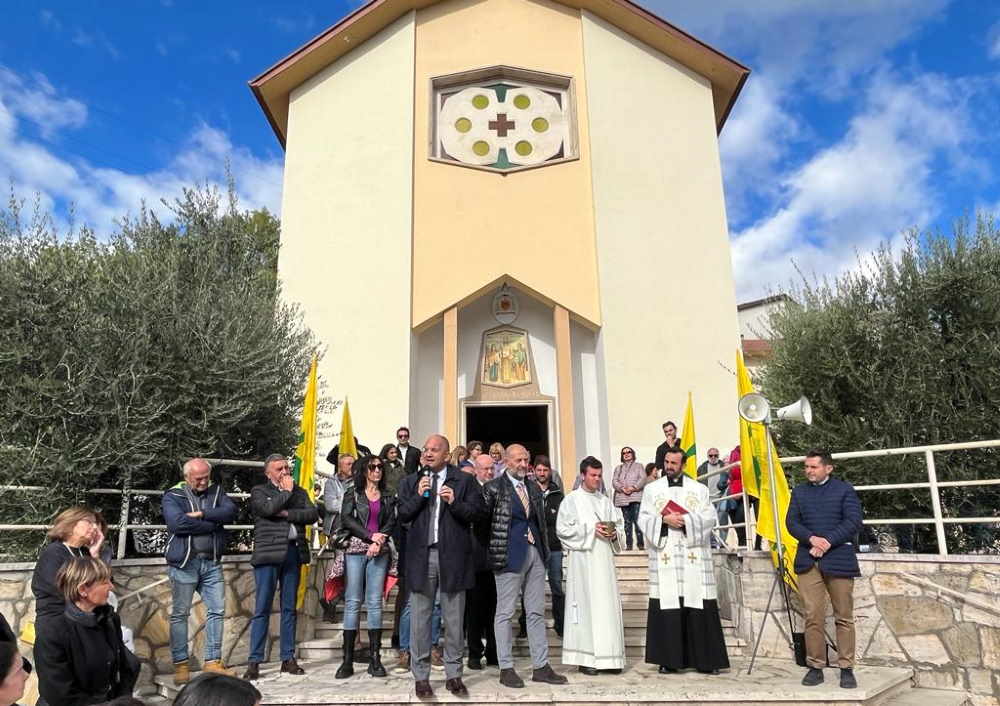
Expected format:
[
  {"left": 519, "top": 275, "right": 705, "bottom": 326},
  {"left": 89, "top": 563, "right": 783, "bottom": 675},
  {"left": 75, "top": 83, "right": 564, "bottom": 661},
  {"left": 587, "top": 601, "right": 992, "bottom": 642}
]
[
  {"left": 517, "top": 626, "right": 527, "bottom": 639},
  {"left": 658, "top": 666, "right": 678, "bottom": 674},
  {"left": 415, "top": 680, "right": 434, "bottom": 698},
  {"left": 242, "top": 662, "right": 260, "bottom": 680},
  {"left": 840, "top": 668, "right": 857, "bottom": 689},
  {"left": 637, "top": 543, "right": 645, "bottom": 550},
  {"left": 390, "top": 633, "right": 400, "bottom": 649},
  {"left": 446, "top": 677, "right": 469, "bottom": 696},
  {"left": 367, "top": 629, "right": 386, "bottom": 677},
  {"left": 468, "top": 657, "right": 483, "bottom": 670},
  {"left": 606, "top": 668, "right": 622, "bottom": 674},
  {"left": 697, "top": 668, "right": 720, "bottom": 675},
  {"left": 578, "top": 665, "right": 599, "bottom": 675},
  {"left": 280, "top": 657, "right": 305, "bottom": 675},
  {"left": 500, "top": 668, "right": 525, "bottom": 688},
  {"left": 801, "top": 668, "right": 824, "bottom": 686},
  {"left": 532, "top": 663, "right": 568, "bottom": 684},
  {"left": 626, "top": 544, "right": 633, "bottom": 551}
]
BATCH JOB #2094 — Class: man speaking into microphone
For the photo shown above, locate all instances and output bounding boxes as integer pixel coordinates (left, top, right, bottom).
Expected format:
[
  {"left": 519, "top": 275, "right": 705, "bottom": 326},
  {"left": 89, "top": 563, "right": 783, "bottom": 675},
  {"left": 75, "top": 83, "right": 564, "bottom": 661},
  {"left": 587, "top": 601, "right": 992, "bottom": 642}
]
[{"left": 397, "top": 434, "right": 486, "bottom": 698}]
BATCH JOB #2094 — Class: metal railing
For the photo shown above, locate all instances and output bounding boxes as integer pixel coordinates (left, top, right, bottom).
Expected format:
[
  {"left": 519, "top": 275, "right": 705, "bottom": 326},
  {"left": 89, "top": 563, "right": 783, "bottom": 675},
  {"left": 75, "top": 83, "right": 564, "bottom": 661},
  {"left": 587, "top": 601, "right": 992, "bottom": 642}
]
[
  {"left": 3, "top": 442, "right": 999, "bottom": 558},
  {"left": 693, "top": 439, "right": 1000, "bottom": 555},
  {"left": 0, "top": 457, "right": 334, "bottom": 560}
]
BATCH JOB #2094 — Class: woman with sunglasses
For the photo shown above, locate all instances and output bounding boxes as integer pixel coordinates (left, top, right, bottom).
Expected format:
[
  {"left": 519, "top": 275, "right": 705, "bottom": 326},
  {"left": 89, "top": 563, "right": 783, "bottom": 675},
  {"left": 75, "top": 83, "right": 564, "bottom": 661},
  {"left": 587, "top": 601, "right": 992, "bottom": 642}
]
[
  {"left": 336, "top": 455, "right": 397, "bottom": 679},
  {"left": 612, "top": 447, "right": 647, "bottom": 550}
]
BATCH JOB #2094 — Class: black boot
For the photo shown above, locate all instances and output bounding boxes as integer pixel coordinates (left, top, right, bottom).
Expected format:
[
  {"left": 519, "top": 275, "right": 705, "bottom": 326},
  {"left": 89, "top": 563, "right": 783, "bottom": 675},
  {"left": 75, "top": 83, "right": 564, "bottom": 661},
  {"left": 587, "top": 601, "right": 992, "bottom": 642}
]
[
  {"left": 336, "top": 630, "right": 356, "bottom": 679},
  {"left": 368, "top": 629, "right": 386, "bottom": 677}
]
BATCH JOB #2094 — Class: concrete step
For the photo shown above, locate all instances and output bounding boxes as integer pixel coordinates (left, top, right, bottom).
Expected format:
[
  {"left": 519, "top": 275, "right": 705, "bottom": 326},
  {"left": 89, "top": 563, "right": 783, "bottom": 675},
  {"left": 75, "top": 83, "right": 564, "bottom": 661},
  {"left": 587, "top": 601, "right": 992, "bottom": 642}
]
[
  {"left": 882, "top": 687, "right": 971, "bottom": 706},
  {"left": 155, "top": 658, "right": 912, "bottom": 704}
]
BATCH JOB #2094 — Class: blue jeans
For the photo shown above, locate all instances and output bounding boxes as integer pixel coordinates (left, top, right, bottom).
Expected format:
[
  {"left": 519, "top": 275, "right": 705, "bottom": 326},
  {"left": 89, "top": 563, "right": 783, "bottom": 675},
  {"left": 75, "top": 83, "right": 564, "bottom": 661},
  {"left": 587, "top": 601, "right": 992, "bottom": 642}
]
[
  {"left": 344, "top": 552, "right": 389, "bottom": 630},
  {"left": 622, "top": 502, "right": 643, "bottom": 548},
  {"left": 400, "top": 591, "right": 441, "bottom": 651},
  {"left": 168, "top": 558, "right": 225, "bottom": 663},
  {"left": 249, "top": 543, "right": 300, "bottom": 662}
]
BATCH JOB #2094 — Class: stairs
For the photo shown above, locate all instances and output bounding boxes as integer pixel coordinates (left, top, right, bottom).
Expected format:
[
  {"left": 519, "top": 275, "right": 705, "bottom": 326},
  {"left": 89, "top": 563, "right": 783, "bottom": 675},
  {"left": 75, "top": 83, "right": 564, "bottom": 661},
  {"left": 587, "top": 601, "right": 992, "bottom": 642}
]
[{"left": 298, "top": 550, "right": 746, "bottom": 662}]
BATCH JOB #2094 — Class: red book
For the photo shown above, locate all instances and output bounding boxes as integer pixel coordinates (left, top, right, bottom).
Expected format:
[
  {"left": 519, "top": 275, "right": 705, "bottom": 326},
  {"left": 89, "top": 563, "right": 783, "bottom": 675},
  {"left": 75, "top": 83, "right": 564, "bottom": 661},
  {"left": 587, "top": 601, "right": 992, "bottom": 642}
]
[{"left": 662, "top": 499, "right": 688, "bottom": 516}]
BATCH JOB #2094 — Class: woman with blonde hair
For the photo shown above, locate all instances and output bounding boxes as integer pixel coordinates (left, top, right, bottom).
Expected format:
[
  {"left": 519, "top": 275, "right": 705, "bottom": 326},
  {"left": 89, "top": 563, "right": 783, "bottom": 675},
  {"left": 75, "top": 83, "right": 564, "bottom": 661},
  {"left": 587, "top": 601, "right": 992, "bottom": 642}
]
[
  {"left": 34, "top": 557, "right": 139, "bottom": 706},
  {"left": 488, "top": 442, "right": 505, "bottom": 474},
  {"left": 31, "top": 506, "right": 106, "bottom": 626},
  {"left": 450, "top": 445, "right": 469, "bottom": 468}
]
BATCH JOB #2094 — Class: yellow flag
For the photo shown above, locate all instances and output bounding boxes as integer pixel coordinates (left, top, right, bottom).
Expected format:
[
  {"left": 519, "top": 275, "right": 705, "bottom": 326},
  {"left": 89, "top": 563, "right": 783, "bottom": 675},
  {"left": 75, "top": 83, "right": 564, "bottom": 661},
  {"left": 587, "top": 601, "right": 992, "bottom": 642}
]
[
  {"left": 680, "top": 392, "right": 697, "bottom": 479},
  {"left": 755, "top": 433, "right": 800, "bottom": 590},
  {"left": 293, "top": 357, "right": 318, "bottom": 610},
  {"left": 339, "top": 398, "right": 358, "bottom": 458},
  {"left": 736, "top": 350, "right": 763, "bottom": 498}
]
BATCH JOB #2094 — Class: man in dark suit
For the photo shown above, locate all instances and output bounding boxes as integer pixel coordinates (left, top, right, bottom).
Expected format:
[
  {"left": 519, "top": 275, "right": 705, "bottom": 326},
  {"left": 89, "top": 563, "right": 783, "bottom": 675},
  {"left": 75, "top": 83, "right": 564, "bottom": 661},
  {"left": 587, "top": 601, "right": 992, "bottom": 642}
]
[
  {"left": 243, "top": 454, "right": 318, "bottom": 680},
  {"left": 397, "top": 434, "right": 485, "bottom": 698},
  {"left": 396, "top": 426, "right": 421, "bottom": 475},
  {"left": 482, "top": 444, "right": 568, "bottom": 689}
]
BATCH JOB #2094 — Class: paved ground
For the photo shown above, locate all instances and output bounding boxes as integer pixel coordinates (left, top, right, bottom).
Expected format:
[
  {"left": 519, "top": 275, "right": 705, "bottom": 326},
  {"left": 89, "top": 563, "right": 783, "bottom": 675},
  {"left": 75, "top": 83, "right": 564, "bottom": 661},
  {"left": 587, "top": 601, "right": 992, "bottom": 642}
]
[{"left": 156, "top": 657, "right": 913, "bottom": 705}]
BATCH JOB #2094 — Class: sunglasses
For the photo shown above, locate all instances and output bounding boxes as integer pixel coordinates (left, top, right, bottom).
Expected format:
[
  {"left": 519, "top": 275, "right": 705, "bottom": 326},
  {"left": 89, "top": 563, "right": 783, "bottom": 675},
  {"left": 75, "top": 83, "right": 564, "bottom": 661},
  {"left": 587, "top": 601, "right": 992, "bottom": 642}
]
[
  {"left": 368, "top": 463, "right": 384, "bottom": 470},
  {"left": 708, "top": 454, "right": 719, "bottom": 458}
]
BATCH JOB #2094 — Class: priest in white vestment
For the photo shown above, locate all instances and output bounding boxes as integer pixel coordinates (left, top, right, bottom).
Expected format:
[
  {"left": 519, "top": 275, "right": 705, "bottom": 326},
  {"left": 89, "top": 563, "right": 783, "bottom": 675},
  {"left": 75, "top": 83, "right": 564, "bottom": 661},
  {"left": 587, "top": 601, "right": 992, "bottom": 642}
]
[
  {"left": 638, "top": 449, "right": 729, "bottom": 674},
  {"left": 556, "top": 457, "right": 626, "bottom": 674}
]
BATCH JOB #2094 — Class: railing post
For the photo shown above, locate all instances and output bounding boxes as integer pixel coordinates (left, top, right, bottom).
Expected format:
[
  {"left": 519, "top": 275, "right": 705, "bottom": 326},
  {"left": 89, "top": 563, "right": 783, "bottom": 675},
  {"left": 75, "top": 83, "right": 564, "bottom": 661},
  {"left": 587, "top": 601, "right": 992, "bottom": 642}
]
[
  {"left": 924, "top": 450, "right": 948, "bottom": 555},
  {"left": 117, "top": 468, "right": 133, "bottom": 560}
]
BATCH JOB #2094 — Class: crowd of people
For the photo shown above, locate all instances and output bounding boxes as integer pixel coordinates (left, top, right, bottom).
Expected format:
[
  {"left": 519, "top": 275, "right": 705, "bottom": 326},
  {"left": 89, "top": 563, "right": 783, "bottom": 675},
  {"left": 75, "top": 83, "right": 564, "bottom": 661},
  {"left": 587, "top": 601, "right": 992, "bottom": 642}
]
[{"left": 0, "top": 423, "right": 865, "bottom": 704}]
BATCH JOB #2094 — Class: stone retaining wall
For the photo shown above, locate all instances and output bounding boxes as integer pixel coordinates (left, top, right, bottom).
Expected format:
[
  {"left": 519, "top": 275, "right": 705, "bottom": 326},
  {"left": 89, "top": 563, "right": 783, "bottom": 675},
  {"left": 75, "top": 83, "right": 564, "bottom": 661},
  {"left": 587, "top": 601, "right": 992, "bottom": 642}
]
[
  {"left": 0, "top": 554, "right": 325, "bottom": 696},
  {"left": 717, "top": 551, "right": 1000, "bottom": 705}
]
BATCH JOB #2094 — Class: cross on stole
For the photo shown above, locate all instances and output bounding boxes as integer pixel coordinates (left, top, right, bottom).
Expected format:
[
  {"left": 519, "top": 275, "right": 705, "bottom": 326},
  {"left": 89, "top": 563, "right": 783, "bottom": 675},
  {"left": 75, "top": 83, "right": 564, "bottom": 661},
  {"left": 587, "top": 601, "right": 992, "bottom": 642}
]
[{"left": 488, "top": 113, "right": 515, "bottom": 137}]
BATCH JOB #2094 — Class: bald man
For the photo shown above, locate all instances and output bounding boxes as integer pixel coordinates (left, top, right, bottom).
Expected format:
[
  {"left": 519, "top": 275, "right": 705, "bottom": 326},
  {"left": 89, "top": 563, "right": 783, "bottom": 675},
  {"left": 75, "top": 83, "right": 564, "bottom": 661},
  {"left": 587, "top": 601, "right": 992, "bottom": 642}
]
[
  {"left": 466, "top": 453, "right": 498, "bottom": 670},
  {"left": 482, "top": 444, "right": 568, "bottom": 689},
  {"left": 163, "top": 458, "right": 237, "bottom": 684},
  {"left": 397, "top": 434, "right": 486, "bottom": 698}
]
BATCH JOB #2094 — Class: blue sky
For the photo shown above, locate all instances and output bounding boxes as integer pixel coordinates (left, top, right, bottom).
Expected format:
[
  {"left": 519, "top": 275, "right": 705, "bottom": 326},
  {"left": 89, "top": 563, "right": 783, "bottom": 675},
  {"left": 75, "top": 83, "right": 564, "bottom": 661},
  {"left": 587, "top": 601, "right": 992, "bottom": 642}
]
[{"left": 2, "top": 1, "right": 999, "bottom": 298}]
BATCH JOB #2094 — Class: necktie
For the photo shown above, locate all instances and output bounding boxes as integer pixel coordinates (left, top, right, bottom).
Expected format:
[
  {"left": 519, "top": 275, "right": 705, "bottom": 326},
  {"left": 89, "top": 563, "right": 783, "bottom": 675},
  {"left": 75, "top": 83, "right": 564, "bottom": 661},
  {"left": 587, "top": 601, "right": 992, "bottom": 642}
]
[
  {"left": 516, "top": 483, "right": 535, "bottom": 544},
  {"left": 427, "top": 472, "right": 440, "bottom": 545}
]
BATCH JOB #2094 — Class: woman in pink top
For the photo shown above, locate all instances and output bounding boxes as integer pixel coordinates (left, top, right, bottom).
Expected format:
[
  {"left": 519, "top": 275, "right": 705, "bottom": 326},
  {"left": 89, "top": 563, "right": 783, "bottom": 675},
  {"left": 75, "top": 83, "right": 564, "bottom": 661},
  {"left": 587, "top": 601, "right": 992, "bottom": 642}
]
[{"left": 612, "top": 447, "right": 647, "bottom": 550}]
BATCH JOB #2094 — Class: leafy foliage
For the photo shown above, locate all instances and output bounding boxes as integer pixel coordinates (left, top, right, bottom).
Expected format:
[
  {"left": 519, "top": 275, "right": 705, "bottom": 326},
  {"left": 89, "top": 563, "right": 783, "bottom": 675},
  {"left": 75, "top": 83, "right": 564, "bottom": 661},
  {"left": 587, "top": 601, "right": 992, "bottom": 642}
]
[
  {"left": 0, "top": 185, "right": 321, "bottom": 559},
  {"left": 761, "top": 214, "right": 1000, "bottom": 554}
]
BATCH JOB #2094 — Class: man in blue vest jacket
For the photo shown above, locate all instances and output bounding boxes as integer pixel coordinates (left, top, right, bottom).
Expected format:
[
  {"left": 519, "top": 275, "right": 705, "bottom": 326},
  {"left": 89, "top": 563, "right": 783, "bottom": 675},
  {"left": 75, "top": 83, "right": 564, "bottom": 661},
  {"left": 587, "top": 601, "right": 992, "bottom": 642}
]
[{"left": 786, "top": 449, "right": 863, "bottom": 690}]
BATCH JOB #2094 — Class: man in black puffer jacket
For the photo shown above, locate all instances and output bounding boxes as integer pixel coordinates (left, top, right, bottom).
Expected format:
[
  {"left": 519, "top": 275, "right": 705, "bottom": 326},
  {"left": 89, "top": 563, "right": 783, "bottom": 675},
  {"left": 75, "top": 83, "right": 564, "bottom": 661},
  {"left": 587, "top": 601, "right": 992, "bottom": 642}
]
[
  {"left": 482, "top": 443, "right": 567, "bottom": 690},
  {"left": 244, "top": 454, "right": 318, "bottom": 680}
]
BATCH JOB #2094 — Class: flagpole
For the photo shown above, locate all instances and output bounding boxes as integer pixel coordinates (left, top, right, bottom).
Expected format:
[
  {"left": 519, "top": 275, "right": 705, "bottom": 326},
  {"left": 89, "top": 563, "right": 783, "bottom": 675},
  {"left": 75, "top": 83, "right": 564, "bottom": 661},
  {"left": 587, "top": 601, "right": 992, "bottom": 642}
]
[{"left": 762, "top": 421, "right": 785, "bottom": 573}]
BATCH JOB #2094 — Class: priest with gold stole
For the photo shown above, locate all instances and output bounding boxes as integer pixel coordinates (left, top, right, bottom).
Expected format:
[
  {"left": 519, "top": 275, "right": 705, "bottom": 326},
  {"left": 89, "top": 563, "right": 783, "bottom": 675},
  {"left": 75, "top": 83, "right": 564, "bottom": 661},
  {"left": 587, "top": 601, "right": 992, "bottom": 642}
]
[
  {"left": 638, "top": 448, "right": 729, "bottom": 674},
  {"left": 556, "top": 456, "right": 626, "bottom": 675}
]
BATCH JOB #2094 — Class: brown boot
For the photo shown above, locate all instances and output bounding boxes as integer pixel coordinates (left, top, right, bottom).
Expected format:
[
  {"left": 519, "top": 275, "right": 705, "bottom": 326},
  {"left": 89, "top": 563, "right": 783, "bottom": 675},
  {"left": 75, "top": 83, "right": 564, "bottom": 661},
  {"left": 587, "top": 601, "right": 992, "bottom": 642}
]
[
  {"left": 172, "top": 660, "right": 190, "bottom": 686},
  {"left": 203, "top": 660, "right": 234, "bottom": 676}
]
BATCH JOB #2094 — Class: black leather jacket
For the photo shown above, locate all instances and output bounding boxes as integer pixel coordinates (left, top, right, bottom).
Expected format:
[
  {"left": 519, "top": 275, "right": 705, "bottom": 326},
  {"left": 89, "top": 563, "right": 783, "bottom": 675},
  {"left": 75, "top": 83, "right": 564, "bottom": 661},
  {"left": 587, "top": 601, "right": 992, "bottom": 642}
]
[
  {"left": 482, "top": 471, "right": 549, "bottom": 571},
  {"left": 341, "top": 487, "right": 397, "bottom": 546}
]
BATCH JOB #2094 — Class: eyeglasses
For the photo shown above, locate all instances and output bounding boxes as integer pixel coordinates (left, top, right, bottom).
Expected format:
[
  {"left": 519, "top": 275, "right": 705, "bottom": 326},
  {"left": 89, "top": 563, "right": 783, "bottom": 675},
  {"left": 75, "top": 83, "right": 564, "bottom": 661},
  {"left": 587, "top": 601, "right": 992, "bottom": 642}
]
[
  {"left": 708, "top": 454, "right": 719, "bottom": 458},
  {"left": 368, "top": 463, "right": 384, "bottom": 471},
  {"left": 397, "top": 434, "right": 409, "bottom": 440}
]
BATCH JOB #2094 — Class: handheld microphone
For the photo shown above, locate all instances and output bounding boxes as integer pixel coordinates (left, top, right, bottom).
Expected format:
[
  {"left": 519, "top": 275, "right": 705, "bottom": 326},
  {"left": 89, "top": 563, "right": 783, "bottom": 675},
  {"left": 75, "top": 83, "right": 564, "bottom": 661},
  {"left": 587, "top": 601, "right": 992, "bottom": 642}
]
[{"left": 421, "top": 465, "right": 432, "bottom": 498}]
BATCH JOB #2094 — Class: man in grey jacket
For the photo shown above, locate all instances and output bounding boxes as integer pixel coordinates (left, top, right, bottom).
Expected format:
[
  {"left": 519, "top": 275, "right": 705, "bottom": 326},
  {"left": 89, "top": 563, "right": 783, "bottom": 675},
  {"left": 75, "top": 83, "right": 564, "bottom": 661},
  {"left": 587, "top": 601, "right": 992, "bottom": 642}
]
[{"left": 697, "top": 448, "right": 728, "bottom": 547}]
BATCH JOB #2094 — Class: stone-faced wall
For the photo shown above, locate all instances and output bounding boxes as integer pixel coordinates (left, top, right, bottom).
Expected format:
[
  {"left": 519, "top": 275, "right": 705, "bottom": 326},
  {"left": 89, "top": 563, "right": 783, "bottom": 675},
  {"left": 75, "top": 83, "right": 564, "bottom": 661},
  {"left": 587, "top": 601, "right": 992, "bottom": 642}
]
[
  {"left": 717, "top": 552, "right": 1000, "bottom": 705},
  {"left": 0, "top": 554, "right": 325, "bottom": 697}
]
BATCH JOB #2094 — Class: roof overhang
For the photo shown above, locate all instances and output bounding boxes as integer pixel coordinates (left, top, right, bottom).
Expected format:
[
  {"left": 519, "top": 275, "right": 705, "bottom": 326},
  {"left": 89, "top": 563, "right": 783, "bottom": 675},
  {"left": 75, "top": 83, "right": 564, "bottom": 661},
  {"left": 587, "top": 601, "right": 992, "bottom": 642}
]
[{"left": 249, "top": 0, "right": 749, "bottom": 149}]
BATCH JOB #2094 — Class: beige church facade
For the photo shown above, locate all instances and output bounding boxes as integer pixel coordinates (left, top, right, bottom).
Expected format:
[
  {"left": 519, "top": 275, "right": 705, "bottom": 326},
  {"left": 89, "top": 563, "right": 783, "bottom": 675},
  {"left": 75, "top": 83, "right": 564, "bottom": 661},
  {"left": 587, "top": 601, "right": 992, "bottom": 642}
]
[{"left": 251, "top": 0, "right": 749, "bottom": 486}]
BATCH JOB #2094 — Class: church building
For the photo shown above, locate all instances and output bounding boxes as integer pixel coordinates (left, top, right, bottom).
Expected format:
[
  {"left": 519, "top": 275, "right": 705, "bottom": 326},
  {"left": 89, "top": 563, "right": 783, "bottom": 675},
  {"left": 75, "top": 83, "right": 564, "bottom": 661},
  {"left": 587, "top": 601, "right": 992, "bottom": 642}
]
[{"left": 250, "top": 0, "right": 749, "bottom": 485}]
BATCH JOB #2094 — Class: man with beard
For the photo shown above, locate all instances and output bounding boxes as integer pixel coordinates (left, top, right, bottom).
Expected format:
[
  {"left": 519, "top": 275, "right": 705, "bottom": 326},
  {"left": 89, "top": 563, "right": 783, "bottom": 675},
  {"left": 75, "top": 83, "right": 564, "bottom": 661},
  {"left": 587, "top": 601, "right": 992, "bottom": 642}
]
[{"left": 638, "top": 449, "right": 728, "bottom": 675}]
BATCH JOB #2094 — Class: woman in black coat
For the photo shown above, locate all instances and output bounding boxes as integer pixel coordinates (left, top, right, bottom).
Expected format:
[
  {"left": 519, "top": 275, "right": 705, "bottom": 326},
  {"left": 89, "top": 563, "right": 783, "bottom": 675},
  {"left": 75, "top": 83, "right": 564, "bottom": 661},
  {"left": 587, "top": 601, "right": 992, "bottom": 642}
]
[
  {"left": 335, "top": 455, "right": 397, "bottom": 679},
  {"left": 0, "top": 640, "right": 30, "bottom": 706},
  {"left": 33, "top": 557, "right": 139, "bottom": 706},
  {"left": 31, "top": 506, "right": 106, "bottom": 627}
]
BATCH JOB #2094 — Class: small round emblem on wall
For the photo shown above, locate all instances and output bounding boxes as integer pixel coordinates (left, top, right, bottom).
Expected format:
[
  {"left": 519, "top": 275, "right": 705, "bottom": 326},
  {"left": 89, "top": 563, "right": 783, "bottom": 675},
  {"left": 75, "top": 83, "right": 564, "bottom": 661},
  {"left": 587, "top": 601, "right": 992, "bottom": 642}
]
[{"left": 492, "top": 285, "right": 519, "bottom": 325}]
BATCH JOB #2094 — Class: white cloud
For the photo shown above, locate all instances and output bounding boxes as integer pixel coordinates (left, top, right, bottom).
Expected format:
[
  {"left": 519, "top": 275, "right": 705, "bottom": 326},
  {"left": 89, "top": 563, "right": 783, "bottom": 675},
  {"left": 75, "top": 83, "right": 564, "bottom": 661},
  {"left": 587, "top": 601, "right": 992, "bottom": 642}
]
[
  {"left": 988, "top": 21, "right": 1000, "bottom": 59},
  {"left": 730, "top": 70, "right": 975, "bottom": 299},
  {"left": 0, "top": 66, "right": 283, "bottom": 234},
  {"left": 39, "top": 9, "right": 61, "bottom": 31},
  {"left": 225, "top": 48, "right": 241, "bottom": 64},
  {"left": 271, "top": 14, "right": 317, "bottom": 34},
  {"left": 0, "top": 68, "right": 86, "bottom": 139}
]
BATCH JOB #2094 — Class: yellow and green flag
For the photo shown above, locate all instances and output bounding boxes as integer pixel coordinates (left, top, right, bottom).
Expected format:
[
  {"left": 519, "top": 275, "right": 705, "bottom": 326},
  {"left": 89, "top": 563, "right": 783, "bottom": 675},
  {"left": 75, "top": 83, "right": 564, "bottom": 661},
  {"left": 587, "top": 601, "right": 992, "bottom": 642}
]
[
  {"left": 339, "top": 398, "right": 358, "bottom": 459},
  {"left": 736, "top": 350, "right": 763, "bottom": 498},
  {"left": 293, "top": 357, "right": 318, "bottom": 610},
  {"left": 680, "top": 392, "right": 697, "bottom": 479},
  {"left": 736, "top": 349, "right": 798, "bottom": 587}
]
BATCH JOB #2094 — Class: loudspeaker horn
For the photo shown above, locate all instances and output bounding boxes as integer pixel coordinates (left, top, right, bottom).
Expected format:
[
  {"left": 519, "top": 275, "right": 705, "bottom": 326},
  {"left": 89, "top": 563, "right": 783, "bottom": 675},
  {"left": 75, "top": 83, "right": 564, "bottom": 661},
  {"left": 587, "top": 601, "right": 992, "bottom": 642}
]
[
  {"left": 738, "top": 393, "right": 770, "bottom": 423},
  {"left": 776, "top": 396, "right": 812, "bottom": 425}
]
